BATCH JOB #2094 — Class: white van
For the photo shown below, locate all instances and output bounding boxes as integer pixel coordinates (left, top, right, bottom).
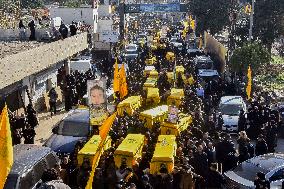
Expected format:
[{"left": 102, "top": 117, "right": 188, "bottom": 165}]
[
  {"left": 69, "top": 56, "right": 92, "bottom": 73},
  {"left": 218, "top": 96, "right": 247, "bottom": 132}
]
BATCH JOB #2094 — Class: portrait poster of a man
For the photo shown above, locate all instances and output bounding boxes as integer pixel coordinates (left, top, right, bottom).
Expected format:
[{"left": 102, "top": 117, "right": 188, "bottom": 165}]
[{"left": 87, "top": 79, "right": 108, "bottom": 126}]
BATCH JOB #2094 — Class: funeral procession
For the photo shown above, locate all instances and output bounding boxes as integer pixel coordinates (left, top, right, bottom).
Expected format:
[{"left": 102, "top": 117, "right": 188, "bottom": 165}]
[{"left": 0, "top": 0, "right": 284, "bottom": 188}]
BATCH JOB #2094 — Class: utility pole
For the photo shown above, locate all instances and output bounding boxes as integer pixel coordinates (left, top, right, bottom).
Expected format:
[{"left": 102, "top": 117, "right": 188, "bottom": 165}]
[{"left": 248, "top": 0, "right": 255, "bottom": 42}]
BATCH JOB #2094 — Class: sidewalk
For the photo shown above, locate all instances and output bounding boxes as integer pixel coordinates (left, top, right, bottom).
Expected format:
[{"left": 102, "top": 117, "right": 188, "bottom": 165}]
[{"left": 35, "top": 110, "right": 67, "bottom": 145}]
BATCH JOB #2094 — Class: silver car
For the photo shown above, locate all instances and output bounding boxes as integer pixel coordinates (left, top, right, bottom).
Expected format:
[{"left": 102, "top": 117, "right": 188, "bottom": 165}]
[{"left": 224, "top": 153, "right": 284, "bottom": 188}]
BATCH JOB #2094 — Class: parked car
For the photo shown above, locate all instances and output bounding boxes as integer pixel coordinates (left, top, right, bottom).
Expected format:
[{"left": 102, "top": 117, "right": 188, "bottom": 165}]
[
  {"left": 44, "top": 108, "right": 90, "bottom": 154},
  {"left": 218, "top": 96, "right": 247, "bottom": 132},
  {"left": 170, "top": 37, "right": 183, "bottom": 51},
  {"left": 224, "top": 153, "right": 284, "bottom": 188},
  {"left": 4, "top": 144, "right": 59, "bottom": 189},
  {"left": 194, "top": 55, "right": 215, "bottom": 70},
  {"left": 70, "top": 56, "right": 92, "bottom": 73},
  {"left": 124, "top": 44, "right": 139, "bottom": 60}
]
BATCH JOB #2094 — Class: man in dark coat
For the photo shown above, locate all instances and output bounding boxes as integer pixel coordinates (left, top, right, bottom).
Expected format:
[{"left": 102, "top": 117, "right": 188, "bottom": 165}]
[
  {"left": 48, "top": 87, "right": 58, "bottom": 116},
  {"left": 28, "top": 20, "right": 36, "bottom": 40},
  {"left": 59, "top": 22, "right": 68, "bottom": 39},
  {"left": 193, "top": 144, "right": 208, "bottom": 177},
  {"left": 266, "top": 123, "right": 277, "bottom": 153},
  {"left": 238, "top": 109, "right": 246, "bottom": 132},
  {"left": 255, "top": 134, "right": 268, "bottom": 156},
  {"left": 153, "top": 167, "right": 173, "bottom": 189},
  {"left": 23, "top": 124, "right": 36, "bottom": 144},
  {"left": 69, "top": 21, "right": 77, "bottom": 36},
  {"left": 206, "top": 163, "right": 225, "bottom": 188},
  {"left": 254, "top": 172, "right": 270, "bottom": 189},
  {"left": 26, "top": 103, "right": 38, "bottom": 128}
]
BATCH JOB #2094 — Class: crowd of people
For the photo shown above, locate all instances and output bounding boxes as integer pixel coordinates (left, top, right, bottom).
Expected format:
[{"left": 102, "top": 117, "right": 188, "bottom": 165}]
[
  {"left": 18, "top": 18, "right": 90, "bottom": 41},
  {"left": 9, "top": 102, "right": 38, "bottom": 145},
  {"left": 8, "top": 18, "right": 283, "bottom": 189}
]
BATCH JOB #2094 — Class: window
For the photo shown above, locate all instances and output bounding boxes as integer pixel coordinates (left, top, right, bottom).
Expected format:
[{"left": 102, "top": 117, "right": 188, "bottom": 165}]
[
  {"left": 33, "top": 159, "right": 47, "bottom": 182},
  {"left": 220, "top": 104, "right": 243, "bottom": 116},
  {"left": 57, "top": 120, "right": 89, "bottom": 137},
  {"left": 19, "top": 171, "right": 34, "bottom": 189},
  {"left": 269, "top": 169, "right": 284, "bottom": 182}
]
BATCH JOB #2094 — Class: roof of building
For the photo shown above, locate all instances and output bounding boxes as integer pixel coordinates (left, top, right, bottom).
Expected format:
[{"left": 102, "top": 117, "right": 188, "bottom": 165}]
[{"left": 0, "top": 41, "right": 44, "bottom": 59}]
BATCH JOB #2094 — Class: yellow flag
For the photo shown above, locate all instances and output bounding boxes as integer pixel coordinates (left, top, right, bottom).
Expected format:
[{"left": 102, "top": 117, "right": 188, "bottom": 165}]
[
  {"left": 85, "top": 112, "right": 117, "bottom": 189},
  {"left": 182, "top": 29, "right": 186, "bottom": 39},
  {"left": 199, "top": 34, "right": 203, "bottom": 49},
  {"left": 99, "top": 112, "right": 117, "bottom": 140},
  {"left": 183, "top": 21, "right": 189, "bottom": 28},
  {"left": 119, "top": 64, "right": 128, "bottom": 99},
  {"left": 245, "top": 4, "right": 252, "bottom": 14},
  {"left": 0, "top": 105, "right": 13, "bottom": 189},
  {"left": 190, "top": 19, "right": 195, "bottom": 30},
  {"left": 189, "top": 15, "right": 193, "bottom": 22},
  {"left": 246, "top": 65, "right": 252, "bottom": 100},
  {"left": 113, "top": 58, "right": 120, "bottom": 93}
]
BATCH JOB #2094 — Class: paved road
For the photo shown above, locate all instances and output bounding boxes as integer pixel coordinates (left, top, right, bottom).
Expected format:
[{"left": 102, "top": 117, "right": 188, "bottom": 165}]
[{"left": 35, "top": 111, "right": 67, "bottom": 145}]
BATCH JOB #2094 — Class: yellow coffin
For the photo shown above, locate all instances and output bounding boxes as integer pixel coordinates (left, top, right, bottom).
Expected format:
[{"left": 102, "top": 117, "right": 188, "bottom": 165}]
[
  {"left": 114, "top": 134, "right": 145, "bottom": 168},
  {"left": 167, "top": 72, "right": 186, "bottom": 84},
  {"left": 143, "top": 66, "right": 156, "bottom": 76},
  {"left": 77, "top": 135, "right": 112, "bottom": 166},
  {"left": 166, "top": 52, "right": 175, "bottom": 62},
  {"left": 145, "top": 56, "right": 157, "bottom": 65},
  {"left": 117, "top": 96, "right": 142, "bottom": 116},
  {"left": 146, "top": 87, "right": 160, "bottom": 105},
  {"left": 176, "top": 66, "right": 185, "bottom": 74},
  {"left": 139, "top": 105, "right": 168, "bottom": 129},
  {"left": 161, "top": 114, "right": 192, "bottom": 136},
  {"left": 167, "top": 88, "right": 184, "bottom": 107},
  {"left": 143, "top": 78, "right": 158, "bottom": 90},
  {"left": 149, "top": 70, "right": 159, "bottom": 78},
  {"left": 150, "top": 135, "right": 176, "bottom": 174}
]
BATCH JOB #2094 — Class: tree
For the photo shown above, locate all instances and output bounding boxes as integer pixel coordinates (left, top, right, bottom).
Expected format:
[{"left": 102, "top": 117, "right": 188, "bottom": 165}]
[
  {"left": 230, "top": 42, "right": 270, "bottom": 74},
  {"left": 21, "top": 0, "right": 44, "bottom": 9},
  {"left": 64, "top": 0, "right": 81, "bottom": 8},
  {"left": 190, "top": 0, "right": 233, "bottom": 36},
  {"left": 253, "top": 0, "right": 283, "bottom": 52}
]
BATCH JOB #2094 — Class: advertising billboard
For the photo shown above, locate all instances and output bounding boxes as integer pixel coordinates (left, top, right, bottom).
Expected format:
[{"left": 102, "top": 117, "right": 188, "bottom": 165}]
[{"left": 140, "top": 3, "right": 180, "bottom": 12}]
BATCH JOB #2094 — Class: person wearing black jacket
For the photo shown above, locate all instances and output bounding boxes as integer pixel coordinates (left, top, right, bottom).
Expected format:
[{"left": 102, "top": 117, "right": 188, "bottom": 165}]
[
  {"left": 255, "top": 135, "right": 268, "bottom": 156},
  {"left": 22, "top": 124, "right": 36, "bottom": 144},
  {"left": 59, "top": 22, "right": 68, "bottom": 39},
  {"left": 26, "top": 103, "right": 38, "bottom": 128},
  {"left": 28, "top": 20, "right": 36, "bottom": 40},
  {"left": 193, "top": 144, "right": 208, "bottom": 177},
  {"left": 206, "top": 163, "right": 225, "bottom": 188},
  {"left": 69, "top": 21, "right": 77, "bottom": 36},
  {"left": 254, "top": 172, "right": 270, "bottom": 189}
]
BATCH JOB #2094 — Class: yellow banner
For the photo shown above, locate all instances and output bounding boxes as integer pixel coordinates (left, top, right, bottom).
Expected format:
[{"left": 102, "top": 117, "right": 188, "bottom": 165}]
[
  {"left": 0, "top": 105, "right": 13, "bottom": 189},
  {"left": 119, "top": 64, "right": 128, "bottom": 99},
  {"left": 85, "top": 112, "right": 117, "bottom": 189},
  {"left": 246, "top": 65, "right": 252, "bottom": 100}
]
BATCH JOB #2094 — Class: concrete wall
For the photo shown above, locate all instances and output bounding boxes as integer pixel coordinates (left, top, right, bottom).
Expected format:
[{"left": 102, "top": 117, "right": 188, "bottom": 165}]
[
  {"left": 97, "top": 19, "right": 113, "bottom": 32},
  {"left": 98, "top": 5, "right": 111, "bottom": 17},
  {"left": 0, "top": 32, "right": 89, "bottom": 90},
  {"left": 0, "top": 28, "right": 50, "bottom": 41}
]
